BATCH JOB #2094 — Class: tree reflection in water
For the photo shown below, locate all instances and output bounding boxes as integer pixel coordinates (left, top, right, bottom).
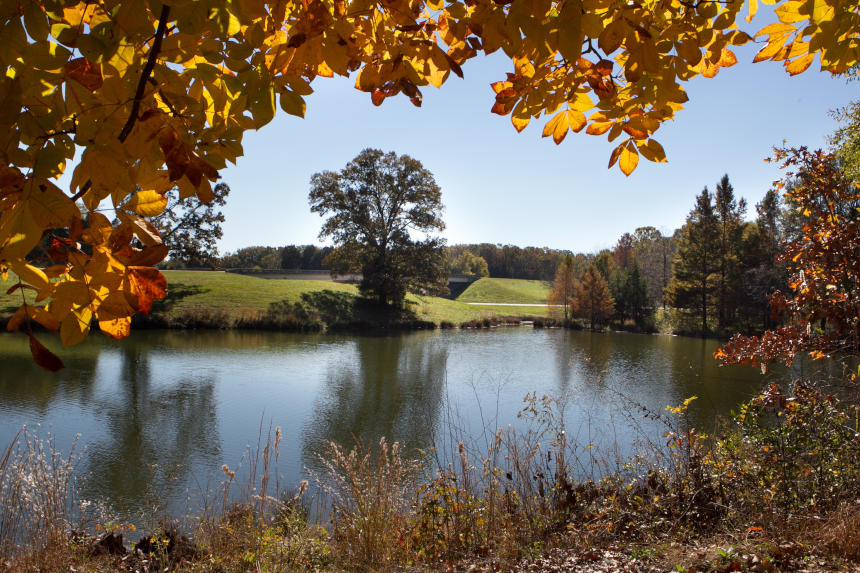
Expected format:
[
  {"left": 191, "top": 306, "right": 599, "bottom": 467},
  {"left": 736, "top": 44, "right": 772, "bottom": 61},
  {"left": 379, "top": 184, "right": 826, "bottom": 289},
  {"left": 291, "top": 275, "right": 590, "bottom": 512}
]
[
  {"left": 80, "top": 343, "right": 222, "bottom": 517},
  {"left": 303, "top": 332, "right": 448, "bottom": 474}
]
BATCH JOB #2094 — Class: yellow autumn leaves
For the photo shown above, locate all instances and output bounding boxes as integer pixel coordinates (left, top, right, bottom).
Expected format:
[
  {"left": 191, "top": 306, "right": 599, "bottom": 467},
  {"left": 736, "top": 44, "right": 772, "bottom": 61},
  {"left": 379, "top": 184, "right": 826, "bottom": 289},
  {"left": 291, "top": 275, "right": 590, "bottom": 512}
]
[
  {"left": 0, "top": 0, "right": 858, "bottom": 368},
  {"left": 752, "top": 0, "right": 860, "bottom": 76},
  {"left": 480, "top": 0, "right": 857, "bottom": 176}
]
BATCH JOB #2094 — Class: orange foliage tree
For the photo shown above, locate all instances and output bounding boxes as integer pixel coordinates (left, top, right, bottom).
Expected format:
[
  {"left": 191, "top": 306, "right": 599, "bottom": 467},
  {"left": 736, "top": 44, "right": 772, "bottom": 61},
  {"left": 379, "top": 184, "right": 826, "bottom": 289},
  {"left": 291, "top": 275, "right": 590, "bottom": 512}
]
[
  {"left": 548, "top": 253, "right": 578, "bottom": 320},
  {"left": 716, "top": 147, "right": 860, "bottom": 369},
  {"left": 0, "top": 0, "right": 858, "bottom": 368},
  {"left": 573, "top": 265, "right": 614, "bottom": 329}
]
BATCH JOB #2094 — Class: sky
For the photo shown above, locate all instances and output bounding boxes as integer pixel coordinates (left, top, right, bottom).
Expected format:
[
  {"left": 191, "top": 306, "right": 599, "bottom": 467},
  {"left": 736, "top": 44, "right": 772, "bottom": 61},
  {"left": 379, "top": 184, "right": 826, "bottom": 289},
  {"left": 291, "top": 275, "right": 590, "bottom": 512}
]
[{"left": 215, "top": 38, "right": 857, "bottom": 256}]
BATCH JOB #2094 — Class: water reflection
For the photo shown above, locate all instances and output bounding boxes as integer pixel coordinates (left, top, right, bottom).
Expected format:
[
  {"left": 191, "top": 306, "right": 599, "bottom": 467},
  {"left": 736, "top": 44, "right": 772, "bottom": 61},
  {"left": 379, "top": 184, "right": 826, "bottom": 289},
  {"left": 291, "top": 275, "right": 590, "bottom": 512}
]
[
  {"left": 550, "top": 329, "right": 574, "bottom": 391},
  {"left": 78, "top": 343, "right": 221, "bottom": 514},
  {"left": 0, "top": 328, "right": 775, "bottom": 522},
  {"left": 303, "top": 333, "right": 448, "bottom": 471},
  {"left": 0, "top": 338, "right": 98, "bottom": 411}
]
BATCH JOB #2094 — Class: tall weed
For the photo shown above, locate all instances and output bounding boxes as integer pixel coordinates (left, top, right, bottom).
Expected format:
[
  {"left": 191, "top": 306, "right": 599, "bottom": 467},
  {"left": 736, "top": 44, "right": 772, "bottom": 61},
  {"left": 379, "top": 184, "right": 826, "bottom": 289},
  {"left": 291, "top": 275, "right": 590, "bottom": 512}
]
[
  {"left": 316, "top": 438, "right": 420, "bottom": 569},
  {"left": 0, "top": 428, "right": 78, "bottom": 563}
]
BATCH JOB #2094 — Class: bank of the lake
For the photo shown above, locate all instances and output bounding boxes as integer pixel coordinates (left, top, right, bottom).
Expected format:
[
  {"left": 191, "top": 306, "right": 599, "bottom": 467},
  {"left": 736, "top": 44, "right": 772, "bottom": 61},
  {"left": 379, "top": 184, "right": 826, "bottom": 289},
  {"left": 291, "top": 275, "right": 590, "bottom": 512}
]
[{"left": 0, "top": 271, "right": 556, "bottom": 333}]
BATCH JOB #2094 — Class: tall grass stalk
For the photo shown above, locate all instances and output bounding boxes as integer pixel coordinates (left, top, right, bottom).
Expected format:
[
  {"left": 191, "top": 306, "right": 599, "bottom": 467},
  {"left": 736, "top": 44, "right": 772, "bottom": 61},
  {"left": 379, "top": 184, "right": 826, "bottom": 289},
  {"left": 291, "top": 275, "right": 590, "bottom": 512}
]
[
  {"left": 315, "top": 438, "right": 420, "bottom": 569},
  {"left": 0, "top": 428, "right": 78, "bottom": 563}
]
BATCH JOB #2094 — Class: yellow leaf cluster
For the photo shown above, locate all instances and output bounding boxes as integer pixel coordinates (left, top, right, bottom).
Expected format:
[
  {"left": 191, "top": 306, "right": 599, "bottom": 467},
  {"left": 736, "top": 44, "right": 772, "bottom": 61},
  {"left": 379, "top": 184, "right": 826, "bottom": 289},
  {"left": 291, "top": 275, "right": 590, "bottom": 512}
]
[{"left": 752, "top": 0, "right": 859, "bottom": 75}]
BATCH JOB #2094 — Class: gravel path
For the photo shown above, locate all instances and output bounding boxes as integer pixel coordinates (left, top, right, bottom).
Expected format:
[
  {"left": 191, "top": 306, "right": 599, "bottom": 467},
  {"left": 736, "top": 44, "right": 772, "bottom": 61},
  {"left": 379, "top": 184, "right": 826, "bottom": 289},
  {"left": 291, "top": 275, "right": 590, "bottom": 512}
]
[{"left": 464, "top": 303, "right": 561, "bottom": 307}]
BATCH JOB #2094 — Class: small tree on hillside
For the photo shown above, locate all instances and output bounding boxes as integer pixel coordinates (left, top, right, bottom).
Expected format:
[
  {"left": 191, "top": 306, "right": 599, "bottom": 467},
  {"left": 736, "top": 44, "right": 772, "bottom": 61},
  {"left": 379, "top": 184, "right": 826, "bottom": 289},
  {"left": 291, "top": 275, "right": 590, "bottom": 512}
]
[
  {"left": 573, "top": 266, "right": 615, "bottom": 329},
  {"left": 548, "top": 254, "right": 578, "bottom": 320},
  {"left": 309, "top": 149, "right": 448, "bottom": 307}
]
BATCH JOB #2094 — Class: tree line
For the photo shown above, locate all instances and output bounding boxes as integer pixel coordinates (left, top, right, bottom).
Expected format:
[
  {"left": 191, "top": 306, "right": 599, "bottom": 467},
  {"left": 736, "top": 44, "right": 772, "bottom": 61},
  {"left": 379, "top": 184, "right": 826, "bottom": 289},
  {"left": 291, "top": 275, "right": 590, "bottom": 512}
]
[
  {"left": 215, "top": 245, "right": 334, "bottom": 272},
  {"left": 543, "top": 172, "right": 806, "bottom": 335},
  {"left": 157, "top": 133, "right": 850, "bottom": 340},
  {"left": 171, "top": 238, "right": 567, "bottom": 281}
]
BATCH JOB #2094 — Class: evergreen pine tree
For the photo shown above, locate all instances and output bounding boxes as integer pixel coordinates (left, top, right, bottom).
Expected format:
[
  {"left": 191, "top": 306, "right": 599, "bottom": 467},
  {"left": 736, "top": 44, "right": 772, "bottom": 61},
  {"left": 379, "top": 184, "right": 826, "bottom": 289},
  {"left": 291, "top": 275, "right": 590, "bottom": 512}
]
[
  {"left": 622, "top": 261, "right": 650, "bottom": 327},
  {"left": 714, "top": 174, "right": 747, "bottom": 330},
  {"left": 666, "top": 187, "right": 720, "bottom": 334}
]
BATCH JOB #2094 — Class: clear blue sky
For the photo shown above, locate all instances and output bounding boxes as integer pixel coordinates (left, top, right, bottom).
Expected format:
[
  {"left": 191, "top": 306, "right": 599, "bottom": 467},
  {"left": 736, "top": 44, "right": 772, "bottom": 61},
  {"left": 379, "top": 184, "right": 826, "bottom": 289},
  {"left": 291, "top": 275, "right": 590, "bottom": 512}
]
[{"left": 217, "top": 41, "right": 856, "bottom": 256}]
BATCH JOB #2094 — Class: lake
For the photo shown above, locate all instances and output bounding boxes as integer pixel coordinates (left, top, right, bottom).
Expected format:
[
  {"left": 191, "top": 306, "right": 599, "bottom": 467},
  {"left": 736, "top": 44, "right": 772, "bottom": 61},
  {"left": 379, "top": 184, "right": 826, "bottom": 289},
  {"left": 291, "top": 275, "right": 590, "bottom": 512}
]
[{"left": 0, "top": 327, "right": 772, "bottom": 521}]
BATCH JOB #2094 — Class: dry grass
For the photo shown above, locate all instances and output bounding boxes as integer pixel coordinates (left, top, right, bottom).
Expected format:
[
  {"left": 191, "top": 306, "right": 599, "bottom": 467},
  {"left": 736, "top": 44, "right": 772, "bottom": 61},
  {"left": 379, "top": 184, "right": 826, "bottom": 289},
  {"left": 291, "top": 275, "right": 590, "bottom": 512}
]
[
  {"left": 315, "top": 438, "right": 421, "bottom": 569},
  {"left": 1, "top": 382, "right": 859, "bottom": 572},
  {"left": 816, "top": 501, "right": 860, "bottom": 562},
  {"left": 0, "top": 428, "right": 78, "bottom": 565}
]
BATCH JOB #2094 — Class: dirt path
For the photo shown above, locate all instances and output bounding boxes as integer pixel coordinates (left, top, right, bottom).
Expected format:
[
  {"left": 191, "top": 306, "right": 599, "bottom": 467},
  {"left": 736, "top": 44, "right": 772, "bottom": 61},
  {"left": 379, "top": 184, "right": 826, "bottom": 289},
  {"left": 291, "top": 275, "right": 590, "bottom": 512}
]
[{"left": 464, "top": 302, "right": 561, "bottom": 307}]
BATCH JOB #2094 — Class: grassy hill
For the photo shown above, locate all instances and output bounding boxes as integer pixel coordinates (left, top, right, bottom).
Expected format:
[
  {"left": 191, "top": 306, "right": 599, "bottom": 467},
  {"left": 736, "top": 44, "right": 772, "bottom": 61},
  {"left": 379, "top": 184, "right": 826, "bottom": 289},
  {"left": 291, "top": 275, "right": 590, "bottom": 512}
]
[
  {"left": 1, "top": 271, "right": 552, "bottom": 331},
  {"left": 457, "top": 277, "right": 551, "bottom": 304}
]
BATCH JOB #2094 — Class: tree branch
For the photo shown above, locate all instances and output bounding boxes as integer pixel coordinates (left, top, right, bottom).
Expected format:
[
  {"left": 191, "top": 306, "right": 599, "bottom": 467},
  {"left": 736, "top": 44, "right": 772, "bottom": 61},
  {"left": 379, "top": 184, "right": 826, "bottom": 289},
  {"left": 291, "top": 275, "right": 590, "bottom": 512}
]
[
  {"left": 70, "top": 180, "right": 91, "bottom": 202},
  {"left": 118, "top": 4, "right": 171, "bottom": 143}
]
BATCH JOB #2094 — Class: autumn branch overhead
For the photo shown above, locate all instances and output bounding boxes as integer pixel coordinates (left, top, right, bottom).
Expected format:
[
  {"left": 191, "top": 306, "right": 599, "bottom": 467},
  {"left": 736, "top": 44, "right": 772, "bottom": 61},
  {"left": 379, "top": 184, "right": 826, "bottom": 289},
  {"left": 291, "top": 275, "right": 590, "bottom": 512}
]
[
  {"left": 118, "top": 4, "right": 171, "bottom": 143},
  {"left": 0, "top": 0, "right": 857, "bottom": 368}
]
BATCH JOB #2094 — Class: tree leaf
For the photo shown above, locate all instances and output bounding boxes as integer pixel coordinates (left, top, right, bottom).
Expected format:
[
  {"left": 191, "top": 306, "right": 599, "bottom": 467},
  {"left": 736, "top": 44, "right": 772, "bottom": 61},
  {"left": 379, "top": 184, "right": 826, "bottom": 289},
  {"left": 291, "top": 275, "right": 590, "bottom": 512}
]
[
  {"left": 785, "top": 53, "right": 815, "bottom": 75},
  {"left": 65, "top": 57, "right": 103, "bottom": 92},
  {"left": 619, "top": 142, "right": 639, "bottom": 176},
  {"left": 638, "top": 139, "right": 667, "bottom": 163},
  {"left": 568, "top": 110, "right": 587, "bottom": 133},
  {"left": 129, "top": 244, "right": 169, "bottom": 267},
  {"left": 753, "top": 39, "right": 787, "bottom": 63},
  {"left": 124, "top": 190, "right": 169, "bottom": 217},
  {"left": 556, "top": 0, "right": 583, "bottom": 63},
  {"left": 29, "top": 333, "right": 64, "bottom": 372},
  {"left": 511, "top": 115, "right": 529, "bottom": 132},
  {"left": 717, "top": 49, "right": 738, "bottom": 68},
  {"left": 0, "top": 204, "right": 42, "bottom": 261},
  {"left": 542, "top": 110, "right": 570, "bottom": 144},
  {"left": 598, "top": 18, "right": 626, "bottom": 55},
  {"left": 99, "top": 317, "right": 131, "bottom": 339},
  {"left": 608, "top": 143, "right": 624, "bottom": 168},
  {"left": 746, "top": 0, "right": 758, "bottom": 22},
  {"left": 8, "top": 262, "right": 51, "bottom": 300},
  {"left": 60, "top": 307, "right": 92, "bottom": 347},
  {"left": 280, "top": 89, "right": 306, "bottom": 118},
  {"left": 128, "top": 267, "right": 168, "bottom": 313}
]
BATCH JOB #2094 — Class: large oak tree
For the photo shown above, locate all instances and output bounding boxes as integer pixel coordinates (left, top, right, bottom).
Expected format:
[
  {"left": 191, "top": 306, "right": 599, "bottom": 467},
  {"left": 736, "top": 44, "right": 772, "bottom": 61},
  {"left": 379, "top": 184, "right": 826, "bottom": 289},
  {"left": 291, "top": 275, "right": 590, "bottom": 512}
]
[
  {"left": 153, "top": 182, "right": 230, "bottom": 267},
  {"left": 309, "top": 148, "right": 448, "bottom": 307}
]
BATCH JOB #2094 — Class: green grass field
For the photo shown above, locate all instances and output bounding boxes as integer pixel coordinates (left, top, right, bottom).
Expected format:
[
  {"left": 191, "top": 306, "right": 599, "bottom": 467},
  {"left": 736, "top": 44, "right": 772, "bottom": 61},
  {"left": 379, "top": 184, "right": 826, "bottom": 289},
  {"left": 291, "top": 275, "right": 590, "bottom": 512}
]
[
  {"left": 1, "top": 271, "right": 551, "bottom": 328},
  {"left": 155, "top": 270, "right": 359, "bottom": 319},
  {"left": 457, "top": 277, "right": 551, "bottom": 304}
]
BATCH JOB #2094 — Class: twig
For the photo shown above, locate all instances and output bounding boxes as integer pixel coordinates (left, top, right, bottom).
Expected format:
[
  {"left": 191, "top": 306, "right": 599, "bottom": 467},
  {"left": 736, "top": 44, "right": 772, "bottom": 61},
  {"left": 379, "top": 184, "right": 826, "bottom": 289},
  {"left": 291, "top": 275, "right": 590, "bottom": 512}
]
[{"left": 117, "top": 4, "right": 171, "bottom": 142}]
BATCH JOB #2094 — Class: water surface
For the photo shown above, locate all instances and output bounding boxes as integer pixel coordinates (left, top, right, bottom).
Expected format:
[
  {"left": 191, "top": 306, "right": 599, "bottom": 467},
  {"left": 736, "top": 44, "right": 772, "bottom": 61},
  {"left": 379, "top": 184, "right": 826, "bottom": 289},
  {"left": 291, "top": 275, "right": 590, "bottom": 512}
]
[{"left": 0, "top": 328, "right": 770, "bottom": 518}]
